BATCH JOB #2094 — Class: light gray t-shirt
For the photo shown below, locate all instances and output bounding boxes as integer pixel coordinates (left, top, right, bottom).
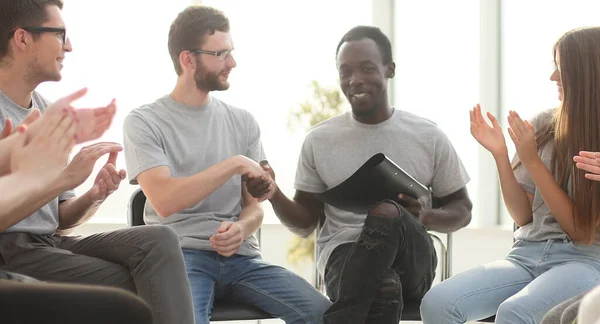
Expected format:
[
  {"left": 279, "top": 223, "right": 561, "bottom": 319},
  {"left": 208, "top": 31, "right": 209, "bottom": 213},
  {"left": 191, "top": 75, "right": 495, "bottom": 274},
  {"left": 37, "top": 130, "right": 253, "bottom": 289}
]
[
  {"left": 513, "top": 108, "right": 600, "bottom": 244},
  {"left": 123, "top": 95, "right": 265, "bottom": 256},
  {"left": 0, "top": 91, "right": 76, "bottom": 235},
  {"left": 294, "top": 109, "right": 470, "bottom": 275}
]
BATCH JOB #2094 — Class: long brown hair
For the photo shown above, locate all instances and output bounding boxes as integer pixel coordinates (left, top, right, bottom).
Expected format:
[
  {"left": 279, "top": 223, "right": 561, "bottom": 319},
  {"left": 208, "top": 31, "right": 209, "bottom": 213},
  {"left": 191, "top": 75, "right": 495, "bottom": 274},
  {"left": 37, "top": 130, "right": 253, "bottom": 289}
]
[{"left": 523, "top": 27, "right": 600, "bottom": 242}]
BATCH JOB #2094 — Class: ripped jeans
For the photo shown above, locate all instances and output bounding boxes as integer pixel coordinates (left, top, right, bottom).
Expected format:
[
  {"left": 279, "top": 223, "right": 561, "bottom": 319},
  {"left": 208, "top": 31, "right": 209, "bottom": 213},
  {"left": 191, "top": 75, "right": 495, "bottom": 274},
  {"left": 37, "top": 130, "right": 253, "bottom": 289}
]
[{"left": 322, "top": 200, "right": 437, "bottom": 324}]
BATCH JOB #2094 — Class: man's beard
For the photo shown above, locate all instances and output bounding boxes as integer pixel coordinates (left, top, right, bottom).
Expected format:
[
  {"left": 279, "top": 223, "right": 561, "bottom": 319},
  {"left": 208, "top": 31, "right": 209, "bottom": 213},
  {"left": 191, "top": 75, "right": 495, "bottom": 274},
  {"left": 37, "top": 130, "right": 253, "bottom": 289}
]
[
  {"left": 351, "top": 96, "right": 381, "bottom": 117},
  {"left": 26, "top": 59, "right": 61, "bottom": 84},
  {"left": 194, "top": 62, "right": 229, "bottom": 92}
]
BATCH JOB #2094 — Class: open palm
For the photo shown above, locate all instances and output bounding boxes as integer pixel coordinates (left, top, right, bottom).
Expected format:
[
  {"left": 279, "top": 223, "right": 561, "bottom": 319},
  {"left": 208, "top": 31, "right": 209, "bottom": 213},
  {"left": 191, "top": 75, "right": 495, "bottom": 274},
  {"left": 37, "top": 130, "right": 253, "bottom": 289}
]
[
  {"left": 74, "top": 100, "right": 116, "bottom": 143},
  {"left": 42, "top": 88, "right": 116, "bottom": 144},
  {"left": 470, "top": 104, "right": 507, "bottom": 157}
]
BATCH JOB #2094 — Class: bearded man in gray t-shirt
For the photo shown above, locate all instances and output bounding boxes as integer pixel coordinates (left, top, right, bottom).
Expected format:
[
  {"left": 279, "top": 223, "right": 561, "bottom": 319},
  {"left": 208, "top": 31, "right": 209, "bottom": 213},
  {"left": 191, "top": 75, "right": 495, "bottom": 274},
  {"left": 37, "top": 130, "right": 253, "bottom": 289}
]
[
  {"left": 123, "top": 6, "right": 331, "bottom": 324},
  {"left": 246, "top": 26, "right": 473, "bottom": 324}
]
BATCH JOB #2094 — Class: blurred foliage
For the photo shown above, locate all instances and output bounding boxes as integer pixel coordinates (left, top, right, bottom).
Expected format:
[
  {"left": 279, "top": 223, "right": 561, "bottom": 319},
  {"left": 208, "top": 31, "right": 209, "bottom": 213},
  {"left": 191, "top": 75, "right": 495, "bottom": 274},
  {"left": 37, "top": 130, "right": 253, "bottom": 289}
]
[{"left": 285, "top": 80, "right": 346, "bottom": 266}]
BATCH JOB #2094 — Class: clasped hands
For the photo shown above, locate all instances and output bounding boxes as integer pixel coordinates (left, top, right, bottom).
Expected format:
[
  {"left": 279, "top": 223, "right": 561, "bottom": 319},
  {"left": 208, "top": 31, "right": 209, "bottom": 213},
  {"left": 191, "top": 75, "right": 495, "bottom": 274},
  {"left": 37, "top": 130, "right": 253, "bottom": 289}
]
[{"left": 243, "top": 159, "right": 426, "bottom": 221}]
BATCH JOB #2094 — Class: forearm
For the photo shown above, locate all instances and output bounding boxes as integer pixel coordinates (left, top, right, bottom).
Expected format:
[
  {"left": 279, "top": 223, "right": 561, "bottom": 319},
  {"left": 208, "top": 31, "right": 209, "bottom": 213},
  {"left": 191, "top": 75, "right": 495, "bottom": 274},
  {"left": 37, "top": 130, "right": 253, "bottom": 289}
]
[
  {"left": 269, "top": 188, "right": 318, "bottom": 237},
  {"left": 0, "top": 173, "right": 68, "bottom": 231},
  {"left": 0, "top": 135, "right": 19, "bottom": 176},
  {"left": 525, "top": 158, "right": 582, "bottom": 240},
  {"left": 422, "top": 200, "right": 472, "bottom": 233},
  {"left": 237, "top": 203, "right": 264, "bottom": 239},
  {"left": 57, "top": 192, "right": 101, "bottom": 230},
  {"left": 147, "top": 158, "right": 240, "bottom": 217},
  {"left": 495, "top": 153, "right": 534, "bottom": 226}
]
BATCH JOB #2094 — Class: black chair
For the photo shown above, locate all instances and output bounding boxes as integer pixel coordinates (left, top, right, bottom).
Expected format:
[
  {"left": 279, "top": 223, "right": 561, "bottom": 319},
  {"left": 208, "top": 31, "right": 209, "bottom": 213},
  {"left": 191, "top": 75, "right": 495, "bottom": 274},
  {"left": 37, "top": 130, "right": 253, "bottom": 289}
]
[
  {"left": 127, "top": 188, "right": 275, "bottom": 322},
  {"left": 312, "top": 213, "right": 496, "bottom": 323}
]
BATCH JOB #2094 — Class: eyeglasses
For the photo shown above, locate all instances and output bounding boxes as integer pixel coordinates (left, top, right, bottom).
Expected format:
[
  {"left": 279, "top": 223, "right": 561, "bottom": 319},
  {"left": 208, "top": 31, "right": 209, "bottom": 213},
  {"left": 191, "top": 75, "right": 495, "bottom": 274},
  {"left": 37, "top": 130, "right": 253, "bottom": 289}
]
[
  {"left": 188, "top": 48, "right": 234, "bottom": 61},
  {"left": 11, "top": 26, "right": 67, "bottom": 44}
]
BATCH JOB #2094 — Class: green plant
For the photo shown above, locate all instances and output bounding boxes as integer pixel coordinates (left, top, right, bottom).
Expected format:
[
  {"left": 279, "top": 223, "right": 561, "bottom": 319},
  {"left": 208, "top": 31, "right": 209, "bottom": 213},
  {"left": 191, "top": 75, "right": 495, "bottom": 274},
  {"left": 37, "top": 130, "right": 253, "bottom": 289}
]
[
  {"left": 285, "top": 80, "right": 346, "bottom": 266},
  {"left": 287, "top": 80, "right": 345, "bottom": 134}
]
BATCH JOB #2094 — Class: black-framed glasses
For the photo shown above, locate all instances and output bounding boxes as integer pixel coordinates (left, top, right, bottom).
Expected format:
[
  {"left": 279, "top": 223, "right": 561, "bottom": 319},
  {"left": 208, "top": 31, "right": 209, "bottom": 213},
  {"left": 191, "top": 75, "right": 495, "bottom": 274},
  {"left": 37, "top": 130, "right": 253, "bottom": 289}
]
[
  {"left": 11, "top": 26, "right": 67, "bottom": 44},
  {"left": 188, "top": 48, "right": 234, "bottom": 61}
]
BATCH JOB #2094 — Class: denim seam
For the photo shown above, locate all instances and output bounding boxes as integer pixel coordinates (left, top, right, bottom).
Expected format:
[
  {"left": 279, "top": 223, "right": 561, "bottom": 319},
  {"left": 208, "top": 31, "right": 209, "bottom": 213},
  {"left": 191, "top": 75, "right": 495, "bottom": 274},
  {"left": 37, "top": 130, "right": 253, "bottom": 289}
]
[
  {"left": 69, "top": 243, "right": 144, "bottom": 255},
  {"left": 448, "top": 280, "right": 531, "bottom": 322},
  {"left": 149, "top": 275, "right": 166, "bottom": 324},
  {"left": 334, "top": 243, "right": 358, "bottom": 300},
  {"left": 232, "top": 280, "right": 310, "bottom": 323}
]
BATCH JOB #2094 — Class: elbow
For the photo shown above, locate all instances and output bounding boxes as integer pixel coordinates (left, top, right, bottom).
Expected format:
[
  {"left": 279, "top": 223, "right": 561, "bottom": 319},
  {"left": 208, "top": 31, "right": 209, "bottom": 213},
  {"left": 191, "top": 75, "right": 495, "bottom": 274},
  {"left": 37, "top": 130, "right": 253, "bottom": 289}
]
[
  {"left": 154, "top": 206, "right": 174, "bottom": 218},
  {"left": 0, "top": 221, "right": 9, "bottom": 233},
  {"left": 454, "top": 199, "right": 473, "bottom": 230},
  {"left": 150, "top": 198, "right": 176, "bottom": 218},
  {"left": 290, "top": 223, "right": 316, "bottom": 238},
  {"left": 513, "top": 213, "right": 533, "bottom": 228},
  {"left": 514, "top": 220, "right": 528, "bottom": 228},
  {"left": 460, "top": 212, "right": 472, "bottom": 229},
  {"left": 144, "top": 186, "right": 181, "bottom": 218}
]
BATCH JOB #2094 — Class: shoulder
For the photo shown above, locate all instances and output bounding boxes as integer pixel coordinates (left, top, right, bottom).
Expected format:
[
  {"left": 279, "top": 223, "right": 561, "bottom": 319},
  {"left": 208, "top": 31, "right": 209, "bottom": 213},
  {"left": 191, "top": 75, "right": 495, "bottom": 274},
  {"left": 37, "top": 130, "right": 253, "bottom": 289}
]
[
  {"left": 395, "top": 109, "right": 448, "bottom": 139},
  {"left": 125, "top": 97, "right": 168, "bottom": 127},
  {"left": 528, "top": 108, "right": 556, "bottom": 129},
  {"left": 305, "top": 112, "right": 350, "bottom": 140},
  {"left": 212, "top": 96, "right": 256, "bottom": 121},
  {"left": 396, "top": 109, "right": 439, "bottom": 128},
  {"left": 31, "top": 91, "right": 50, "bottom": 110}
]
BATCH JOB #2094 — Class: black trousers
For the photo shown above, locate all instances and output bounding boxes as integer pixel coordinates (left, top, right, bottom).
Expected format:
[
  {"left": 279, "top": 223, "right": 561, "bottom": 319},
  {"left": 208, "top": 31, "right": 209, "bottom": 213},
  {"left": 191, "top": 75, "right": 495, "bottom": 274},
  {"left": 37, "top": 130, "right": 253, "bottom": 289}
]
[{"left": 323, "top": 200, "right": 437, "bottom": 324}]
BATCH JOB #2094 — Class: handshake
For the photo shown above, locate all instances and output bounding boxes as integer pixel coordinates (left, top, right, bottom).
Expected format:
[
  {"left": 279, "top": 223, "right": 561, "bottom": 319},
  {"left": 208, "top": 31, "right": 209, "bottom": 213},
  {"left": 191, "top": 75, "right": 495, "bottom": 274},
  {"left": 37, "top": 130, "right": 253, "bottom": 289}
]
[{"left": 234, "top": 156, "right": 277, "bottom": 202}]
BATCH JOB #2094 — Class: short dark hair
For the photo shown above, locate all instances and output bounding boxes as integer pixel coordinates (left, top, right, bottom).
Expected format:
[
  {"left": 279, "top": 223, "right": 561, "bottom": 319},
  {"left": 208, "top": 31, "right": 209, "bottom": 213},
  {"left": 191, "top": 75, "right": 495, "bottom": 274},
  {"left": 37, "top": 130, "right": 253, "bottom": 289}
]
[
  {"left": 336, "top": 26, "right": 393, "bottom": 64},
  {"left": 168, "top": 5, "right": 230, "bottom": 75},
  {"left": 0, "top": 0, "right": 64, "bottom": 60}
]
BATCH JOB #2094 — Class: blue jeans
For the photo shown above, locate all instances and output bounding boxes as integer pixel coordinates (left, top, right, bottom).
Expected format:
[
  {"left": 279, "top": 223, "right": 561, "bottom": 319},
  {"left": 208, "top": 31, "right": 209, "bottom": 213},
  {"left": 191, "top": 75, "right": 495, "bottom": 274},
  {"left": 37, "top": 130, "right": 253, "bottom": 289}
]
[
  {"left": 420, "top": 239, "right": 600, "bottom": 324},
  {"left": 182, "top": 249, "right": 331, "bottom": 324}
]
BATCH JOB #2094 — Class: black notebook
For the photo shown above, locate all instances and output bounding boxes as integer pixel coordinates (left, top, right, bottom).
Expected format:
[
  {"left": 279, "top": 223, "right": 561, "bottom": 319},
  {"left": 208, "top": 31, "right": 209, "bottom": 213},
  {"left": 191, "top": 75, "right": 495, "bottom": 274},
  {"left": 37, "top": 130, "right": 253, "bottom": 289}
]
[{"left": 315, "top": 153, "right": 429, "bottom": 214}]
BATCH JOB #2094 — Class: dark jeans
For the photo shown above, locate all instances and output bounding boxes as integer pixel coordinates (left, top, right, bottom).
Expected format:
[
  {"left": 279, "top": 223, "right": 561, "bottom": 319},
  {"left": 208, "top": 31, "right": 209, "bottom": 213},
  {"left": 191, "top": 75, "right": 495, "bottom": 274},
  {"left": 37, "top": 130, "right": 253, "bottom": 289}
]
[{"left": 323, "top": 200, "right": 437, "bottom": 324}]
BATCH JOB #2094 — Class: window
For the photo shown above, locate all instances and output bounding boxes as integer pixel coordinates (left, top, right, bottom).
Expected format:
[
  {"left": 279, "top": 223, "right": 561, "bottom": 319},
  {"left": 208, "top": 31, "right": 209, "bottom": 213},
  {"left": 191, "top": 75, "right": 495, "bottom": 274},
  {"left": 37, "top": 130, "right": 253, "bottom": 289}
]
[
  {"left": 38, "top": 0, "right": 190, "bottom": 223},
  {"left": 392, "top": 0, "right": 483, "bottom": 225},
  {"left": 499, "top": 0, "right": 600, "bottom": 225}
]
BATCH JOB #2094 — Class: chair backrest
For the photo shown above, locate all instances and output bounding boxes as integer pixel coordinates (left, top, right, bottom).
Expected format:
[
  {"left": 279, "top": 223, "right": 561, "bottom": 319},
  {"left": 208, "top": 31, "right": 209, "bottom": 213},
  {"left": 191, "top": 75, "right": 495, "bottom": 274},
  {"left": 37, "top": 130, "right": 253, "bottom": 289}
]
[
  {"left": 127, "top": 187, "right": 262, "bottom": 243},
  {"left": 127, "top": 188, "right": 147, "bottom": 226}
]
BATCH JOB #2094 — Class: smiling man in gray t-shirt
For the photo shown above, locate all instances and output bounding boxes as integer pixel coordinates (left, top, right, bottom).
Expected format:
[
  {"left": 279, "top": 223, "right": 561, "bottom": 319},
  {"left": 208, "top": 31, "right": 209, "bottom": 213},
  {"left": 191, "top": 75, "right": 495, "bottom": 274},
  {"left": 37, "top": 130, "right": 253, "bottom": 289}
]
[
  {"left": 246, "top": 26, "right": 472, "bottom": 324},
  {"left": 123, "top": 6, "right": 331, "bottom": 323}
]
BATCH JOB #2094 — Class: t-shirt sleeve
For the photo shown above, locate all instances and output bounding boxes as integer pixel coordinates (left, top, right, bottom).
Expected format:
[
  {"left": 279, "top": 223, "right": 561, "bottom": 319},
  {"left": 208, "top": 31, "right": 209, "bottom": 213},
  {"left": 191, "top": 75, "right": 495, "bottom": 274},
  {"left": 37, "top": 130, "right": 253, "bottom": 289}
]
[
  {"left": 245, "top": 112, "right": 266, "bottom": 162},
  {"left": 512, "top": 154, "right": 535, "bottom": 193},
  {"left": 430, "top": 129, "right": 471, "bottom": 197},
  {"left": 123, "top": 112, "right": 169, "bottom": 184},
  {"left": 511, "top": 109, "right": 553, "bottom": 194},
  {"left": 58, "top": 190, "right": 76, "bottom": 202},
  {"left": 294, "top": 133, "right": 327, "bottom": 194}
]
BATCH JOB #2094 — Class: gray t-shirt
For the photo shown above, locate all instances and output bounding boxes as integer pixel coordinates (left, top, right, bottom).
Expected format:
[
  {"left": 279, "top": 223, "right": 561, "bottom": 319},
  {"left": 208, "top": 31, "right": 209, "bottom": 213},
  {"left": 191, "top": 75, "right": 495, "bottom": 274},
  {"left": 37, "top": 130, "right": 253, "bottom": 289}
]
[
  {"left": 513, "top": 108, "right": 600, "bottom": 244},
  {"left": 294, "top": 109, "right": 470, "bottom": 275},
  {"left": 123, "top": 95, "right": 265, "bottom": 256},
  {"left": 0, "top": 91, "right": 76, "bottom": 235}
]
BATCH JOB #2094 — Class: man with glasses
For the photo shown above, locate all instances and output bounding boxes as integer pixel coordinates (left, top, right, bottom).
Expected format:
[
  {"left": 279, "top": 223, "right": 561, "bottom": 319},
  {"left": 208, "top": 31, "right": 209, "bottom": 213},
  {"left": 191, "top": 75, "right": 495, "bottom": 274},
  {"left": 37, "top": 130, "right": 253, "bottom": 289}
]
[
  {"left": 0, "top": 1, "right": 195, "bottom": 323},
  {"left": 123, "top": 5, "right": 331, "bottom": 323}
]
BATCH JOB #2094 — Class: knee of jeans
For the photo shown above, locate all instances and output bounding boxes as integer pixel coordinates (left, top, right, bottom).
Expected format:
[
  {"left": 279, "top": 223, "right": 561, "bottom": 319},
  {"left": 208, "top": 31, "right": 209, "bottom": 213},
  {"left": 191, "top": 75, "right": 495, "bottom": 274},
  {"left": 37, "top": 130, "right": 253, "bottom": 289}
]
[
  {"left": 138, "top": 225, "right": 181, "bottom": 252},
  {"left": 305, "top": 297, "right": 332, "bottom": 323},
  {"left": 368, "top": 200, "right": 402, "bottom": 220},
  {"left": 496, "top": 298, "right": 533, "bottom": 323},
  {"left": 420, "top": 285, "right": 462, "bottom": 321},
  {"left": 358, "top": 200, "right": 402, "bottom": 251}
]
